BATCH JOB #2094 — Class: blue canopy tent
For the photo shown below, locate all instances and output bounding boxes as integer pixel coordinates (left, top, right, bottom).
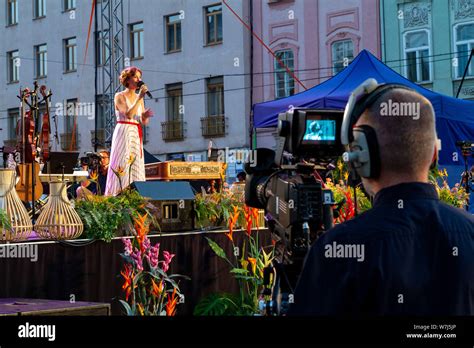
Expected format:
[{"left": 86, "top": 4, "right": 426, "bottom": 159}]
[{"left": 253, "top": 50, "right": 474, "bottom": 206}]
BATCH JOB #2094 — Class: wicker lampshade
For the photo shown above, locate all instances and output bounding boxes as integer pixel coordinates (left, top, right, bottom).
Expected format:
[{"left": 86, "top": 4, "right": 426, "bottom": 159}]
[
  {"left": 0, "top": 169, "right": 33, "bottom": 241},
  {"left": 35, "top": 181, "right": 83, "bottom": 240}
]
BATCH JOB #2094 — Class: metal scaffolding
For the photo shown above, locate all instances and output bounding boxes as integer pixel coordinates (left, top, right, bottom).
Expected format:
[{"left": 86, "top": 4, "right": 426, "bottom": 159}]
[{"left": 96, "top": 0, "right": 125, "bottom": 149}]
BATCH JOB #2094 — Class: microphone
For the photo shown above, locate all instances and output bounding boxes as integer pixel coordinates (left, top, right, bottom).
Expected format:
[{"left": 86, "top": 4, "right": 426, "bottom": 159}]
[{"left": 136, "top": 81, "right": 153, "bottom": 99}]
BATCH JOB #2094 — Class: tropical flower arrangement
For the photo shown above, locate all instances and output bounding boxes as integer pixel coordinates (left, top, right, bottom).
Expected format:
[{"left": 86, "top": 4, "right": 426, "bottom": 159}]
[
  {"left": 119, "top": 213, "right": 188, "bottom": 316},
  {"left": 194, "top": 184, "right": 247, "bottom": 229},
  {"left": 75, "top": 154, "right": 159, "bottom": 242},
  {"left": 0, "top": 208, "right": 12, "bottom": 238},
  {"left": 194, "top": 205, "right": 275, "bottom": 316},
  {"left": 430, "top": 168, "right": 469, "bottom": 209}
]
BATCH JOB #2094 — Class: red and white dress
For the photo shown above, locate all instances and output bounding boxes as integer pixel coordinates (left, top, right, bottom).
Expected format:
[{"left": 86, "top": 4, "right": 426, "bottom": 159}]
[{"left": 105, "top": 92, "right": 145, "bottom": 196}]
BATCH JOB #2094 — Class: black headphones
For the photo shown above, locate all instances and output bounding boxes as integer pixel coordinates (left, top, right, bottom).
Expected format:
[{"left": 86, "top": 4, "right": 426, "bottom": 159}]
[{"left": 341, "top": 78, "right": 417, "bottom": 179}]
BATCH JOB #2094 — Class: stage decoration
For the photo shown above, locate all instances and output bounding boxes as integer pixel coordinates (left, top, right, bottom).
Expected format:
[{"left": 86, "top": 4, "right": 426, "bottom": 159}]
[
  {"left": 194, "top": 205, "right": 274, "bottom": 315},
  {"left": 35, "top": 181, "right": 83, "bottom": 240},
  {"left": 75, "top": 189, "right": 159, "bottom": 242},
  {"left": 430, "top": 168, "right": 469, "bottom": 209},
  {"left": 119, "top": 213, "right": 189, "bottom": 316},
  {"left": 0, "top": 169, "right": 33, "bottom": 241}
]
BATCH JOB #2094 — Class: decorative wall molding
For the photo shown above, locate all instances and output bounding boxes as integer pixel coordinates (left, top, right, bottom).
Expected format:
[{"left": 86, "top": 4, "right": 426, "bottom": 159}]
[
  {"left": 269, "top": 20, "right": 298, "bottom": 45},
  {"left": 401, "top": 2, "right": 431, "bottom": 28},
  {"left": 326, "top": 8, "right": 359, "bottom": 36},
  {"left": 452, "top": 0, "right": 474, "bottom": 20}
]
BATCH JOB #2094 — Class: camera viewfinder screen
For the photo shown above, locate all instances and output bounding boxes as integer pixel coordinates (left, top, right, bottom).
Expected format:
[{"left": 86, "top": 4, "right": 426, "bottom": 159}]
[{"left": 303, "top": 119, "right": 336, "bottom": 142}]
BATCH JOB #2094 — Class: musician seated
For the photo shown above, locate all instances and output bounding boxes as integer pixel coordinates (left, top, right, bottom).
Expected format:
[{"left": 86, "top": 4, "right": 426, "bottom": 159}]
[{"left": 76, "top": 151, "right": 110, "bottom": 199}]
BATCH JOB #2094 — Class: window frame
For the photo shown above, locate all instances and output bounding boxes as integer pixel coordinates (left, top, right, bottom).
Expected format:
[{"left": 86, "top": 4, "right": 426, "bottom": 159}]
[
  {"left": 63, "top": 0, "right": 76, "bottom": 12},
  {"left": 165, "top": 13, "right": 182, "bottom": 53},
  {"left": 166, "top": 83, "right": 183, "bottom": 121},
  {"left": 403, "top": 29, "right": 432, "bottom": 83},
  {"left": 274, "top": 49, "right": 295, "bottom": 99},
  {"left": 205, "top": 3, "right": 223, "bottom": 46},
  {"left": 453, "top": 22, "right": 474, "bottom": 79},
  {"left": 35, "top": 43, "right": 47, "bottom": 79},
  {"left": 206, "top": 76, "right": 224, "bottom": 116},
  {"left": 33, "top": 0, "right": 46, "bottom": 19},
  {"left": 129, "top": 22, "right": 144, "bottom": 60},
  {"left": 7, "top": 0, "right": 18, "bottom": 26},
  {"left": 331, "top": 39, "right": 354, "bottom": 75},
  {"left": 95, "top": 31, "right": 110, "bottom": 67},
  {"left": 7, "top": 108, "right": 19, "bottom": 140},
  {"left": 7, "top": 50, "right": 20, "bottom": 83},
  {"left": 64, "top": 37, "right": 77, "bottom": 73}
]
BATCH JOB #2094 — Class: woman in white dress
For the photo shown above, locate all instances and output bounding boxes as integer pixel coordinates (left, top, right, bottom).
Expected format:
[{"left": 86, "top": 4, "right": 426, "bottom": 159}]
[{"left": 105, "top": 66, "right": 154, "bottom": 196}]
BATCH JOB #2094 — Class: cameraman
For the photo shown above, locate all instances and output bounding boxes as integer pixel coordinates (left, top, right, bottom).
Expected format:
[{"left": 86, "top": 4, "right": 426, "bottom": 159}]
[
  {"left": 290, "top": 86, "right": 474, "bottom": 315},
  {"left": 76, "top": 150, "right": 109, "bottom": 198}
]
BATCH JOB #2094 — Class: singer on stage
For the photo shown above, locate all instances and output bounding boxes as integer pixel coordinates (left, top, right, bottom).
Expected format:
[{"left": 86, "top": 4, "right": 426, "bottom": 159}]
[{"left": 105, "top": 66, "right": 154, "bottom": 196}]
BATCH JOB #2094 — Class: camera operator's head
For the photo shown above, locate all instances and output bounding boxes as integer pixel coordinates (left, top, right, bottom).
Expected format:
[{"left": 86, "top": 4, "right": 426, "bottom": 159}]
[
  {"left": 99, "top": 150, "right": 110, "bottom": 172},
  {"left": 355, "top": 88, "right": 437, "bottom": 196}
]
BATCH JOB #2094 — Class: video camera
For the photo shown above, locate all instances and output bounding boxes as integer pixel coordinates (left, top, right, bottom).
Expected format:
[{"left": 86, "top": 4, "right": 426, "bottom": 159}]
[
  {"left": 244, "top": 108, "right": 345, "bottom": 314},
  {"left": 80, "top": 152, "right": 102, "bottom": 170}
]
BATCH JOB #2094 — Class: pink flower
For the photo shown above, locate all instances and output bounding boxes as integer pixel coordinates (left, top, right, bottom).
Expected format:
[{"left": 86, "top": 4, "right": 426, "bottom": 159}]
[
  {"left": 131, "top": 248, "right": 143, "bottom": 271},
  {"left": 122, "top": 238, "right": 133, "bottom": 256},
  {"left": 162, "top": 250, "right": 175, "bottom": 272},
  {"left": 146, "top": 243, "right": 160, "bottom": 268},
  {"left": 142, "top": 236, "right": 151, "bottom": 252}
]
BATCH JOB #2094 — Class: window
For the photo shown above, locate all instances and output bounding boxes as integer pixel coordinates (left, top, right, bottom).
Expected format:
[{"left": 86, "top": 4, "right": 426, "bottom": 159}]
[
  {"left": 455, "top": 22, "right": 474, "bottom": 78},
  {"left": 64, "top": 0, "right": 76, "bottom": 11},
  {"left": 96, "top": 95, "right": 107, "bottom": 130},
  {"left": 166, "top": 83, "right": 183, "bottom": 121},
  {"left": 130, "top": 22, "right": 144, "bottom": 59},
  {"left": 205, "top": 4, "right": 223, "bottom": 45},
  {"left": 207, "top": 76, "right": 224, "bottom": 116},
  {"left": 166, "top": 14, "right": 182, "bottom": 53},
  {"left": 274, "top": 50, "right": 295, "bottom": 99},
  {"left": 7, "top": 108, "right": 18, "bottom": 140},
  {"left": 332, "top": 40, "right": 354, "bottom": 74},
  {"left": 35, "top": 44, "right": 47, "bottom": 78},
  {"left": 96, "top": 31, "right": 110, "bottom": 66},
  {"left": 34, "top": 0, "right": 46, "bottom": 18},
  {"left": 404, "top": 30, "right": 431, "bottom": 82},
  {"left": 163, "top": 203, "right": 179, "bottom": 220},
  {"left": 7, "top": 0, "right": 18, "bottom": 25},
  {"left": 65, "top": 98, "right": 77, "bottom": 133},
  {"left": 7, "top": 50, "right": 20, "bottom": 83},
  {"left": 64, "top": 37, "right": 77, "bottom": 72}
]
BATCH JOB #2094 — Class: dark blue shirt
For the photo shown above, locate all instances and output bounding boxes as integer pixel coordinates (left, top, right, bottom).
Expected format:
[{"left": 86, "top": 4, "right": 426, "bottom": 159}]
[{"left": 290, "top": 182, "right": 474, "bottom": 315}]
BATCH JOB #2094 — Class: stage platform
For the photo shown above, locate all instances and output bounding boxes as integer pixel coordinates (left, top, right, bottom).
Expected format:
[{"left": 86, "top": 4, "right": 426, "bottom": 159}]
[
  {"left": 0, "top": 229, "right": 271, "bottom": 315},
  {"left": 0, "top": 298, "right": 110, "bottom": 316}
]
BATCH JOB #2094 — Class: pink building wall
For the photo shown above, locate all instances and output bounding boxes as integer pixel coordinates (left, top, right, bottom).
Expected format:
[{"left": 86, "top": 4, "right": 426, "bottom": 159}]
[{"left": 252, "top": 0, "right": 380, "bottom": 147}]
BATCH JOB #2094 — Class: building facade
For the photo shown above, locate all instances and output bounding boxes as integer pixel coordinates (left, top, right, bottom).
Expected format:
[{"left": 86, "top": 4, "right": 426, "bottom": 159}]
[
  {"left": 0, "top": 0, "right": 252, "bottom": 181},
  {"left": 252, "top": 0, "right": 381, "bottom": 148},
  {"left": 381, "top": 0, "right": 474, "bottom": 100}
]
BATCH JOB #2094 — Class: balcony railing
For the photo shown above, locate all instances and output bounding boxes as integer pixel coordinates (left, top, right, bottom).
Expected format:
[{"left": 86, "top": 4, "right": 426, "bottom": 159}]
[
  {"left": 201, "top": 115, "right": 226, "bottom": 138},
  {"left": 161, "top": 119, "right": 185, "bottom": 141},
  {"left": 91, "top": 128, "right": 106, "bottom": 147},
  {"left": 60, "top": 132, "right": 80, "bottom": 151}
]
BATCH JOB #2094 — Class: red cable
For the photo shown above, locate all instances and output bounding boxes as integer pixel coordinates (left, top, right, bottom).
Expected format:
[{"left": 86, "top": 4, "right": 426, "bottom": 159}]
[{"left": 222, "top": 0, "right": 307, "bottom": 91}]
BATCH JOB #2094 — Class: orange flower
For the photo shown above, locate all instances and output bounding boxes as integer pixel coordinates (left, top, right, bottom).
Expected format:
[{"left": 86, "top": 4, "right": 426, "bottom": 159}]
[
  {"left": 114, "top": 165, "right": 126, "bottom": 177},
  {"left": 89, "top": 170, "right": 99, "bottom": 181},
  {"left": 134, "top": 213, "right": 149, "bottom": 252},
  {"left": 166, "top": 288, "right": 178, "bottom": 316},
  {"left": 151, "top": 279, "right": 163, "bottom": 298},
  {"left": 243, "top": 205, "right": 253, "bottom": 236},
  {"left": 248, "top": 257, "right": 257, "bottom": 275},
  {"left": 226, "top": 205, "right": 240, "bottom": 242},
  {"left": 121, "top": 264, "right": 135, "bottom": 301},
  {"left": 127, "top": 155, "right": 136, "bottom": 165}
]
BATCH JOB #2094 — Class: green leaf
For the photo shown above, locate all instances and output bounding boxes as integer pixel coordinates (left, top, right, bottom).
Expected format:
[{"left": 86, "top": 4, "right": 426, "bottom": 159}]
[
  {"left": 119, "top": 300, "right": 134, "bottom": 316},
  {"left": 230, "top": 268, "right": 249, "bottom": 275},
  {"left": 193, "top": 293, "right": 239, "bottom": 316},
  {"left": 205, "top": 237, "right": 228, "bottom": 260}
]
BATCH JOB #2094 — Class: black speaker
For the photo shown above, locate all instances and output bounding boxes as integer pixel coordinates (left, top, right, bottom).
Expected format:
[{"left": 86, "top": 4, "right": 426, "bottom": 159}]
[{"left": 130, "top": 181, "right": 195, "bottom": 232}]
